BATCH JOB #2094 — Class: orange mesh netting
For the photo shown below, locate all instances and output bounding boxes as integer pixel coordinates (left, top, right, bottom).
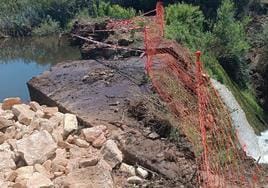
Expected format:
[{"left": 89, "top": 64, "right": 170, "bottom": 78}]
[{"left": 143, "top": 1, "right": 264, "bottom": 187}]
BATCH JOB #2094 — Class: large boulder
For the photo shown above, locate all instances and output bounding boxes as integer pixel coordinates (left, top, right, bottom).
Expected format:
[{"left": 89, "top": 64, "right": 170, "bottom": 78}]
[
  {"left": 81, "top": 44, "right": 117, "bottom": 60},
  {"left": 16, "top": 130, "right": 57, "bottom": 165}
]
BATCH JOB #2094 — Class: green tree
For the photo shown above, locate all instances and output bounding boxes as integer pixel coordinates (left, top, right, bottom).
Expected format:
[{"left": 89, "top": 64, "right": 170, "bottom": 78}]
[
  {"left": 165, "top": 3, "right": 210, "bottom": 50},
  {"left": 211, "top": 0, "right": 250, "bottom": 86},
  {"left": 32, "top": 17, "right": 61, "bottom": 36},
  {"left": 0, "top": 0, "right": 91, "bottom": 36}
]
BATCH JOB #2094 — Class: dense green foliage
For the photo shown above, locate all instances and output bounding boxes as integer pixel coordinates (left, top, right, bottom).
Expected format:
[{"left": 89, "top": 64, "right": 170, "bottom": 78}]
[
  {"left": 165, "top": 0, "right": 250, "bottom": 87},
  {"left": 165, "top": 0, "right": 267, "bottom": 131},
  {"left": 212, "top": 0, "right": 249, "bottom": 58},
  {"left": 212, "top": 0, "right": 250, "bottom": 86},
  {"left": 165, "top": 3, "right": 208, "bottom": 50},
  {"left": 111, "top": 0, "right": 254, "bottom": 18},
  {"left": 0, "top": 0, "right": 90, "bottom": 36},
  {"left": 0, "top": 0, "right": 137, "bottom": 36},
  {"left": 32, "top": 17, "right": 61, "bottom": 36},
  {"left": 93, "top": 1, "right": 136, "bottom": 18},
  {"left": 0, "top": 0, "right": 260, "bottom": 37}
]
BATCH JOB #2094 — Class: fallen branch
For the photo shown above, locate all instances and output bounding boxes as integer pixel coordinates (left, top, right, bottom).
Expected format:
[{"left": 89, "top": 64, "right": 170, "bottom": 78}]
[{"left": 71, "top": 34, "right": 144, "bottom": 53}]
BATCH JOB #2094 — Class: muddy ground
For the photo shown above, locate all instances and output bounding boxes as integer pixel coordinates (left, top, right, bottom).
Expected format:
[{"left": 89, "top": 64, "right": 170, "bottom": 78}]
[{"left": 27, "top": 57, "right": 198, "bottom": 187}]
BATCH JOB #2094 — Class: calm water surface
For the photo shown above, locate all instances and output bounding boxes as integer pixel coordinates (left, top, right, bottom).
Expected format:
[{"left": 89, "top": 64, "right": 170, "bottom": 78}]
[{"left": 0, "top": 36, "right": 80, "bottom": 101}]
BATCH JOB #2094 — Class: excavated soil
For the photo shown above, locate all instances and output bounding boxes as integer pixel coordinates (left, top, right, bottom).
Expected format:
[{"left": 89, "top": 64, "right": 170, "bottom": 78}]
[{"left": 27, "top": 57, "right": 198, "bottom": 187}]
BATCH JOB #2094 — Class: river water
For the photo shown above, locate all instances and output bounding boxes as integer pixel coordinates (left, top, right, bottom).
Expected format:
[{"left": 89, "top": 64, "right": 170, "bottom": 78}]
[{"left": 0, "top": 36, "right": 81, "bottom": 101}]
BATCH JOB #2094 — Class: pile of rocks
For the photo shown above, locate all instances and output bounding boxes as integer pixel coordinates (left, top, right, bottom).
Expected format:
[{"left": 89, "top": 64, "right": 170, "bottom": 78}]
[{"left": 0, "top": 97, "right": 150, "bottom": 187}]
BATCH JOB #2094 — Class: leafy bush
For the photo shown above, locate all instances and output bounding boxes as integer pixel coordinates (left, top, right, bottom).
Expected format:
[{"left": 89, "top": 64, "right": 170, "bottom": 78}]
[
  {"left": 211, "top": 0, "right": 250, "bottom": 87},
  {"left": 0, "top": 0, "right": 40, "bottom": 36},
  {"left": 32, "top": 17, "right": 61, "bottom": 36},
  {"left": 165, "top": 3, "right": 208, "bottom": 50},
  {"left": 93, "top": 1, "right": 136, "bottom": 19},
  {"left": 0, "top": 0, "right": 91, "bottom": 36},
  {"left": 42, "top": 0, "right": 82, "bottom": 27},
  {"left": 75, "top": 8, "right": 91, "bottom": 20},
  {"left": 107, "top": 4, "right": 136, "bottom": 19},
  {"left": 163, "top": 1, "right": 266, "bottom": 131},
  {"left": 212, "top": 0, "right": 249, "bottom": 58}
]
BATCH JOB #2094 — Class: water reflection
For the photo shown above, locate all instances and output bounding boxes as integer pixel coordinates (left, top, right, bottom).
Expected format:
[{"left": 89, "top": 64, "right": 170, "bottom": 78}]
[{"left": 0, "top": 36, "right": 81, "bottom": 101}]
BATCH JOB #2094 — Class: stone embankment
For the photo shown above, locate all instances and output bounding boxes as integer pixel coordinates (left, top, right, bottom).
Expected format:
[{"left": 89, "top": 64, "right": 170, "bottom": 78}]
[{"left": 0, "top": 97, "right": 152, "bottom": 187}]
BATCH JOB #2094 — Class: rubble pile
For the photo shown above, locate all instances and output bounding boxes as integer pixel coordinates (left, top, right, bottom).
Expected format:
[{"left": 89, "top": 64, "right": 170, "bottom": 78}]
[{"left": 0, "top": 97, "right": 150, "bottom": 188}]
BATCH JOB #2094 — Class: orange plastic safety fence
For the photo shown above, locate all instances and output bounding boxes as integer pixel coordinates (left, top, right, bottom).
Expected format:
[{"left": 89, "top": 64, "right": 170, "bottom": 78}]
[{"left": 143, "top": 1, "right": 264, "bottom": 187}]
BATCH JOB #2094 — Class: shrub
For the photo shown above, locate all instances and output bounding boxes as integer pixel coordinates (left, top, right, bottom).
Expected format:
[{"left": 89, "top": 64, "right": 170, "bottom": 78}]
[
  {"left": 165, "top": 3, "right": 208, "bottom": 50},
  {"left": 164, "top": 1, "right": 250, "bottom": 87},
  {"left": 107, "top": 4, "right": 136, "bottom": 19},
  {"left": 0, "top": 0, "right": 41, "bottom": 36},
  {"left": 93, "top": 1, "right": 136, "bottom": 19},
  {"left": 0, "top": 0, "right": 91, "bottom": 36},
  {"left": 74, "top": 8, "right": 91, "bottom": 20},
  {"left": 212, "top": 0, "right": 249, "bottom": 58},
  {"left": 32, "top": 17, "right": 61, "bottom": 36},
  {"left": 211, "top": 0, "right": 250, "bottom": 87}
]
